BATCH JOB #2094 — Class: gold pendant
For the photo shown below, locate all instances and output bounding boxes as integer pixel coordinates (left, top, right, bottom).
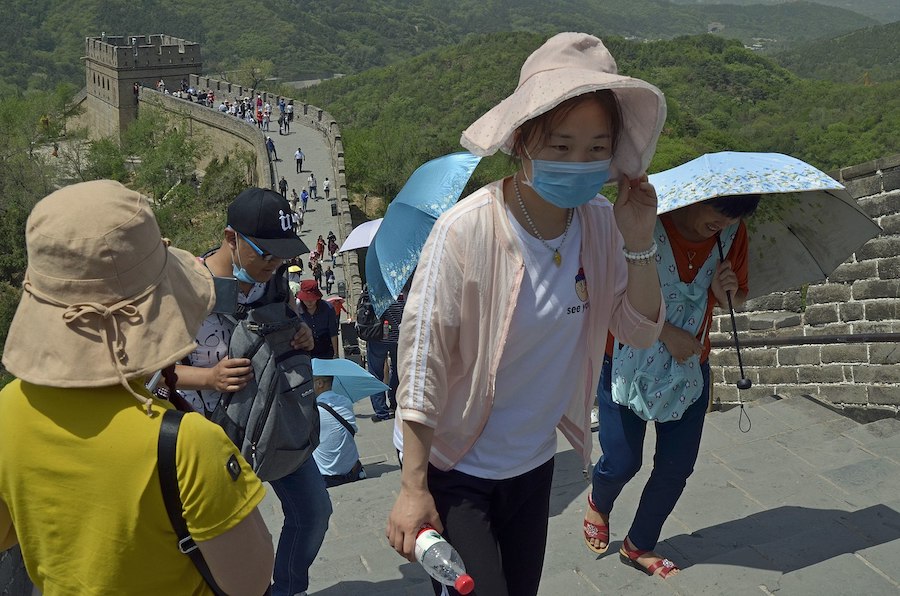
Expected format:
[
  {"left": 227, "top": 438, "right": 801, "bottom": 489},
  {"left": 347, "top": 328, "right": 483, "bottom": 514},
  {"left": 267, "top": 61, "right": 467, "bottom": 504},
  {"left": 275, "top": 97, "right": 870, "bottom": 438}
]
[{"left": 553, "top": 250, "right": 562, "bottom": 266}]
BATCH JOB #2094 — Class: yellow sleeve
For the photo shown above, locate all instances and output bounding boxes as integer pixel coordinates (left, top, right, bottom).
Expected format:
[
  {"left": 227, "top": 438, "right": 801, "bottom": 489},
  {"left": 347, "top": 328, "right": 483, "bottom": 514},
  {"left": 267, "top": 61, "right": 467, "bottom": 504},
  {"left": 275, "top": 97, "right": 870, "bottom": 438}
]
[
  {"left": 0, "top": 498, "right": 17, "bottom": 551},
  {"left": 175, "top": 413, "right": 266, "bottom": 542}
]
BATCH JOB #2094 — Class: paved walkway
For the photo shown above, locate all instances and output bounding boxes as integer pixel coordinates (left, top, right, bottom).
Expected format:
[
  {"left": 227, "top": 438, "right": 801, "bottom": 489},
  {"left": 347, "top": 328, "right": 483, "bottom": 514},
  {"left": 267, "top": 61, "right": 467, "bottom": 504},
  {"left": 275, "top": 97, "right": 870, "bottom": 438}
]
[
  {"left": 265, "top": 120, "right": 351, "bottom": 322},
  {"left": 258, "top": 394, "right": 900, "bottom": 595}
]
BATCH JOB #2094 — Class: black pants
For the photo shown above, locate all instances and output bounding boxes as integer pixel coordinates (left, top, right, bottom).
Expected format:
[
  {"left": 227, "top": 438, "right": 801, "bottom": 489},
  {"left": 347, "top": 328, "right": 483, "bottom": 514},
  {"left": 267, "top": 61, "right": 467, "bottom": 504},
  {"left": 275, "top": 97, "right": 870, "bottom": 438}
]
[{"left": 427, "top": 458, "right": 554, "bottom": 596}]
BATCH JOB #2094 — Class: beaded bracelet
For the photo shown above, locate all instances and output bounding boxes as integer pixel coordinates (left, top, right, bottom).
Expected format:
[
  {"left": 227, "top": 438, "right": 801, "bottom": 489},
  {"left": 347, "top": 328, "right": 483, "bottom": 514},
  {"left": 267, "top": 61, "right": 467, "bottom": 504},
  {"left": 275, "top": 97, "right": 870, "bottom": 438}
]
[{"left": 623, "top": 241, "right": 658, "bottom": 266}]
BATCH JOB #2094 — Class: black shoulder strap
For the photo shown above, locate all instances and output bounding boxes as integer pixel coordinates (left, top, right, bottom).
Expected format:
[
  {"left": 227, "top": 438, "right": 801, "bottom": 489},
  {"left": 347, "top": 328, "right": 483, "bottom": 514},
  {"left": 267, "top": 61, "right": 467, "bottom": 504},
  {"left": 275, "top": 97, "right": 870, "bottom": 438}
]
[
  {"left": 318, "top": 402, "right": 356, "bottom": 436},
  {"left": 158, "top": 409, "right": 227, "bottom": 596}
]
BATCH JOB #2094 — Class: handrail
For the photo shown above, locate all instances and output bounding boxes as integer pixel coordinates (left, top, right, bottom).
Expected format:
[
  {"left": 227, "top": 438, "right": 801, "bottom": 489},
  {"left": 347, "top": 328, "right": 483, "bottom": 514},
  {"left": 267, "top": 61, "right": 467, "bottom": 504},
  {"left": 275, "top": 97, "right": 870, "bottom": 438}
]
[{"left": 711, "top": 332, "right": 900, "bottom": 349}]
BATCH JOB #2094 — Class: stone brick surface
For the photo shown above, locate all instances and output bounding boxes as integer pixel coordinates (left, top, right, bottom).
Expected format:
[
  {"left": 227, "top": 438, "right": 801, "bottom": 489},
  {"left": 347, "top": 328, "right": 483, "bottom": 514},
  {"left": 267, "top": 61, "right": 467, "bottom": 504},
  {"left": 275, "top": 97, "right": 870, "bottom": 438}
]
[
  {"left": 853, "top": 321, "right": 897, "bottom": 334},
  {"left": 841, "top": 161, "right": 879, "bottom": 180},
  {"left": 757, "top": 366, "right": 799, "bottom": 384},
  {"left": 871, "top": 344, "right": 900, "bottom": 365},
  {"left": 827, "top": 260, "right": 878, "bottom": 283},
  {"left": 804, "top": 322, "right": 853, "bottom": 336},
  {"left": 878, "top": 255, "right": 900, "bottom": 280},
  {"left": 858, "top": 192, "right": 900, "bottom": 218},
  {"left": 798, "top": 365, "right": 845, "bottom": 384},
  {"left": 839, "top": 301, "right": 865, "bottom": 322},
  {"left": 856, "top": 238, "right": 900, "bottom": 262},
  {"left": 852, "top": 365, "right": 900, "bottom": 384},
  {"left": 879, "top": 213, "right": 900, "bottom": 235},
  {"left": 877, "top": 154, "right": 900, "bottom": 170},
  {"left": 867, "top": 385, "right": 900, "bottom": 405},
  {"left": 845, "top": 176, "right": 883, "bottom": 199},
  {"left": 781, "top": 290, "right": 803, "bottom": 312},
  {"left": 864, "top": 298, "right": 899, "bottom": 321},
  {"left": 807, "top": 283, "right": 852, "bottom": 304},
  {"left": 883, "top": 168, "right": 900, "bottom": 193},
  {"left": 804, "top": 304, "right": 839, "bottom": 325},
  {"left": 741, "top": 348, "right": 777, "bottom": 367},
  {"left": 821, "top": 344, "right": 869, "bottom": 364},
  {"left": 778, "top": 346, "right": 822, "bottom": 366},
  {"left": 819, "top": 384, "right": 869, "bottom": 404},
  {"left": 853, "top": 278, "right": 900, "bottom": 299}
]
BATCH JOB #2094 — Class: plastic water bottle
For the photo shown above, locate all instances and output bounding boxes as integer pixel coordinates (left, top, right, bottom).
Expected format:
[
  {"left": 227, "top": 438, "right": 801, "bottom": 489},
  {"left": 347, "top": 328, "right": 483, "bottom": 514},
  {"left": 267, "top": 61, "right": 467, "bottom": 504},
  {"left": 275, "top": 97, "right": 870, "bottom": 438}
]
[
  {"left": 382, "top": 319, "right": 390, "bottom": 338},
  {"left": 415, "top": 525, "right": 475, "bottom": 594}
]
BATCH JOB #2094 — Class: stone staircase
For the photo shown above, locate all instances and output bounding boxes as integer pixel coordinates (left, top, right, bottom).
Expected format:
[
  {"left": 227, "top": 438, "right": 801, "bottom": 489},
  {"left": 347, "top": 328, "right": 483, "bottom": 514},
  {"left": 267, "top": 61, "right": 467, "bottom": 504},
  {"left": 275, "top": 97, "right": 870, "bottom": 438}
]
[{"left": 278, "top": 394, "right": 900, "bottom": 595}]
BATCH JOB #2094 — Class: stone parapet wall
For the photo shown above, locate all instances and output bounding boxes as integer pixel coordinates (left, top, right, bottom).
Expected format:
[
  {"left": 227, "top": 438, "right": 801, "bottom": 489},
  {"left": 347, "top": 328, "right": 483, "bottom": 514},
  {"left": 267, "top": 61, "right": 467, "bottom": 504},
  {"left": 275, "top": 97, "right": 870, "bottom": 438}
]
[
  {"left": 710, "top": 154, "right": 900, "bottom": 410},
  {"left": 138, "top": 88, "right": 272, "bottom": 188}
]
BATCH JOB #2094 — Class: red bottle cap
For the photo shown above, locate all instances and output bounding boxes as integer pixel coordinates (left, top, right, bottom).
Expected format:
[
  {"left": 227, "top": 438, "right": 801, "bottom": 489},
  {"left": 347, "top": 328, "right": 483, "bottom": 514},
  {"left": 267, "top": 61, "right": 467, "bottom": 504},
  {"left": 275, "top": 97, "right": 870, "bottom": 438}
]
[{"left": 455, "top": 574, "right": 474, "bottom": 594}]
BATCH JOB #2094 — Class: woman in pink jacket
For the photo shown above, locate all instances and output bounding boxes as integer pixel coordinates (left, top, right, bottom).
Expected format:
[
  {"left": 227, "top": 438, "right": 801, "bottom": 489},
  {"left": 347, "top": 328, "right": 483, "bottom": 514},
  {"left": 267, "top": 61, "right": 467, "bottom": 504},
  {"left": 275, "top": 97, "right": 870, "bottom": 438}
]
[{"left": 387, "top": 32, "right": 667, "bottom": 596}]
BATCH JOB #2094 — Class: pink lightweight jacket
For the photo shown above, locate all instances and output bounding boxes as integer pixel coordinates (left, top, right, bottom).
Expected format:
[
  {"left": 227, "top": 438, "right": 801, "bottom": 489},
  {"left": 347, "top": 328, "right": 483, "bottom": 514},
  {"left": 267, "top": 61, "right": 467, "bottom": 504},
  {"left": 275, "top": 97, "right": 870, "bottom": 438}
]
[{"left": 396, "top": 180, "right": 664, "bottom": 471}]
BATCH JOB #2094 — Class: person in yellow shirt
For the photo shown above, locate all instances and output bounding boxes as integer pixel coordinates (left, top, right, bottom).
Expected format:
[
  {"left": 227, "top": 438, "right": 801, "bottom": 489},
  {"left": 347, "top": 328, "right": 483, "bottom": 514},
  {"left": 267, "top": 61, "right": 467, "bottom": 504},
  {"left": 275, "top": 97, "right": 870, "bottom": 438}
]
[{"left": 0, "top": 180, "right": 276, "bottom": 595}]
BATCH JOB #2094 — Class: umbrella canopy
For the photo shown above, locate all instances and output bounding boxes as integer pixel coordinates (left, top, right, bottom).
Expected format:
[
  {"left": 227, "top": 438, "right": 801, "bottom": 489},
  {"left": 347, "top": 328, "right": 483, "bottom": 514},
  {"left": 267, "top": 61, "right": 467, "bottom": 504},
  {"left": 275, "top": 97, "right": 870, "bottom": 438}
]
[
  {"left": 366, "top": 151, "right": 482, "bottom": 316},
  {"left": 650, "top": 152, "right": 881, "bottom": 299},
  {"left": 311, "top": 358, "right": 389, "bottom": 403},
  {"left": 338, "top": 218, "right": 383, "bottom": 252}
]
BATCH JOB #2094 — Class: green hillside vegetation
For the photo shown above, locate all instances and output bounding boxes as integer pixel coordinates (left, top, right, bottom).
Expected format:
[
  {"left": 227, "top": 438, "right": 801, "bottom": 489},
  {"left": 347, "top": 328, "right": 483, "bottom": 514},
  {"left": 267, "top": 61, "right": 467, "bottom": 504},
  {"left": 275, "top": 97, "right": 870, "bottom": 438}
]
[
  {"left": 774, "top": 21, "right": 900, "bottom": 83},
  {"left": 2, "top": 0, "right": 876, "bottom": 94},
  {"left": 299, "top": 32, "right": 900, "bottom": 200},
  {"left": 668, "top": 0, "right": 900, "bottom": 24}
]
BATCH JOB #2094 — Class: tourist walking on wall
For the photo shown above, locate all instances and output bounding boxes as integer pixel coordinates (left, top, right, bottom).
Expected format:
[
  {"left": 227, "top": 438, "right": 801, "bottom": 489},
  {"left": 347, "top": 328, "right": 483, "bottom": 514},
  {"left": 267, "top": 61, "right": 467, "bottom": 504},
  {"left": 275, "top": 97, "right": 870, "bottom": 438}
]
[
  {"left": 323, "top": 177, "right": 331, "bottom": 200},
  {"left": 585, "top": 194, "right": 757, "bottom": 578},
  {"left": 386, "top": 32, "right": 667, "bottom": 595},
  {"left": 0, "top": 180, "right": 275, "bottom": 595},
  {"left": 308, "top": 173, "right": 318, "bottom": 199},
  {"left": 278, "top": 176, "right": 288, "bottom": 198},
  {"left": 175, "top": 188, "right": 331, "bottom": 596},
  {"left": 266, "top": 136, "right": 278, "bottom": 161},
  {"left": 295, "top": 147, "right": 305, "bottom": 173}
]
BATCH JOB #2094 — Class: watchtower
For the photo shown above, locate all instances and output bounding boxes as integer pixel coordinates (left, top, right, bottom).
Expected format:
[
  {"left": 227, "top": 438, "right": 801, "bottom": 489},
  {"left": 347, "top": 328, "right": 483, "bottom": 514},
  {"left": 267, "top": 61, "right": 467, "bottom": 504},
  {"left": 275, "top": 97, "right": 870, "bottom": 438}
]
[{"left": 83, "top": 34, "right": 202, "bottom": 139}]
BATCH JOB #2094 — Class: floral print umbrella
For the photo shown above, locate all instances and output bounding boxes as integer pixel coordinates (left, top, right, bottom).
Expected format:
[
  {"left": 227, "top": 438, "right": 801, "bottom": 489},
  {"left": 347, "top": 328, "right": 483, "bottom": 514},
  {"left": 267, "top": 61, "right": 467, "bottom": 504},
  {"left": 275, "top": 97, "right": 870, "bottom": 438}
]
[{"left": 649, "top": 152, "right": 881, "bottom": 299}]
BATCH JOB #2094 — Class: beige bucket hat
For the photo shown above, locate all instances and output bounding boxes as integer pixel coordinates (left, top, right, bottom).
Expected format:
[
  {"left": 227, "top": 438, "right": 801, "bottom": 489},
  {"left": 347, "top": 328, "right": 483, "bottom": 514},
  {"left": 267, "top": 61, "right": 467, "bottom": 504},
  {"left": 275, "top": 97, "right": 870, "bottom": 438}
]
[
  {"left": 460, "top": 32, "right": 667, "bottom": 181},
  {"left": 2, "top": 180, "right": 214, "bottom": 412}
]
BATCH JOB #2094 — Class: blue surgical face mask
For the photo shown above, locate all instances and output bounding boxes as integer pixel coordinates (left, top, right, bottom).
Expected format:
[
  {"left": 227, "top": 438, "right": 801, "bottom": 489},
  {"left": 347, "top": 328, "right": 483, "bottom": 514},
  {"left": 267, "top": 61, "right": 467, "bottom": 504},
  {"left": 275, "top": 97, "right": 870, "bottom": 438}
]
[
  {"left": 523, "top": 156, "right": 612, "bottom": 208},
  {"left": 230, "top": 238, "right": 259, "bottom": 284}
]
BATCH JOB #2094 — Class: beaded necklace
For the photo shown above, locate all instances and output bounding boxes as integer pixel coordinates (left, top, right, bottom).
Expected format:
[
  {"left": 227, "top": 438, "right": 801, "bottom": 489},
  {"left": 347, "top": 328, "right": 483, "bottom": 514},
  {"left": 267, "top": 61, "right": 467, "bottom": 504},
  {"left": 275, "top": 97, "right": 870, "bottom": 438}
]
[{"left": 512, "top": 175, "right": 574, "bottom": 267}]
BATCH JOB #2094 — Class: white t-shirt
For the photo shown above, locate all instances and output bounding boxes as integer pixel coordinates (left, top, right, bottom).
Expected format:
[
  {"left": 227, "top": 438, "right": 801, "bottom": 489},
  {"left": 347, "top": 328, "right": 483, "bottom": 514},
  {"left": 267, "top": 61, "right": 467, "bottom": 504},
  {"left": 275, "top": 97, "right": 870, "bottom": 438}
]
[{"left": 453, "top": 205, "right": 589, "bottom": 480}]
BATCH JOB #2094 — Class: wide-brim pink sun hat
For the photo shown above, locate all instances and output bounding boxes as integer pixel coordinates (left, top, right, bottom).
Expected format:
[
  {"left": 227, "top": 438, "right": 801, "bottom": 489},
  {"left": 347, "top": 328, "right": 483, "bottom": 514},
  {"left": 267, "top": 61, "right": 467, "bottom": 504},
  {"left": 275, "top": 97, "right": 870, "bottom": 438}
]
[{"left": 460, "top": 32, "right": 667, "bottom": 181}]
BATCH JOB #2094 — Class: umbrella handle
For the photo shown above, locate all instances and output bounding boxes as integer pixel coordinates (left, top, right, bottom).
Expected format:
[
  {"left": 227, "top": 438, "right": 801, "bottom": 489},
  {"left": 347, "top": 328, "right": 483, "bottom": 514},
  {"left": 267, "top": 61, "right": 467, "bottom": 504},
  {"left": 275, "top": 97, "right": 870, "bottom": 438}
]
[{"left": 715, "top": 237, "right": 752, "bottom": 392}]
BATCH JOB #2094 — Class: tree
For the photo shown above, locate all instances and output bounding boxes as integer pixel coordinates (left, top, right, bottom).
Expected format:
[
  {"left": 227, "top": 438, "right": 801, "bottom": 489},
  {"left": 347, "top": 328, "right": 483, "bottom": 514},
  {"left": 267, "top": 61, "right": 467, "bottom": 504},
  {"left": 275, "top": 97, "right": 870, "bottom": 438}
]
[{"left": 237, "top": 57, "right": 276, "bottom": 91}]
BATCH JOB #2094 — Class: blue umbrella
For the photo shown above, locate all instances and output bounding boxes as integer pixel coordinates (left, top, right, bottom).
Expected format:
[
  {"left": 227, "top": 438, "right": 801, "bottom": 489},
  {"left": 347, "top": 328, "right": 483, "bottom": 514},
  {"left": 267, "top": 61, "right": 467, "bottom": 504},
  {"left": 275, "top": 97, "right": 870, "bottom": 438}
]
[
  {"left": 311, "top": 358, "right": 389, "bottom": 403},
  {"left": 649, "top": 152, "right": 881, "bottom": 299},
  {"left": 366, "top": 151, "right": 482, "bottom": 316}
]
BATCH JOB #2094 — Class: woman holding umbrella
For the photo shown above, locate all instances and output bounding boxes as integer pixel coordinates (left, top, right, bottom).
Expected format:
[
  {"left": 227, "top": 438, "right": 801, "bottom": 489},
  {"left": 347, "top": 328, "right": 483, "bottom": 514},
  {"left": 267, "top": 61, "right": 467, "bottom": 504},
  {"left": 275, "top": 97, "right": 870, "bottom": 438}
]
[
  {"left": 387, "top": 32, "right": 667, "bottom": 595},
  {"left": 585, "top": 192, "right": 758, "bottom": 578}
]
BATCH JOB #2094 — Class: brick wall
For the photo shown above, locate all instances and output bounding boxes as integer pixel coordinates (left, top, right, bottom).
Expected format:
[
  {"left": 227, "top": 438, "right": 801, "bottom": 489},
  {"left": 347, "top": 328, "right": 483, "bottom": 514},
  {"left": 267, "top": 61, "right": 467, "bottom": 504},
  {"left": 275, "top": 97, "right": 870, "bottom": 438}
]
[{"left": 710, "top": 154, "right": 900, "bottom": 410}]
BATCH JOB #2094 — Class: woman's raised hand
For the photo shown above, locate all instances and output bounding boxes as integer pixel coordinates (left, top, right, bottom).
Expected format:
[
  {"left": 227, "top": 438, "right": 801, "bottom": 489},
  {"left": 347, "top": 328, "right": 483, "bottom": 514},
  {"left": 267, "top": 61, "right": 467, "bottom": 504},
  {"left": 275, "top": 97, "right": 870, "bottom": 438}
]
[{"left": 614, "top": 174, "right": 658, "bottom": 250}]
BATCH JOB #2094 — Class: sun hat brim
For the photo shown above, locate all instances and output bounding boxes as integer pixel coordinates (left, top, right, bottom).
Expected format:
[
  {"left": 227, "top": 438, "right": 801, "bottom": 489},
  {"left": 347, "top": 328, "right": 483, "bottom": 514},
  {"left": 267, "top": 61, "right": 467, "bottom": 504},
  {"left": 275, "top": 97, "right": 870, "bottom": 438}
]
[
  {"left": 2, "top": 246, "right": 215, "bottom": 388},
  {"left": 297, "top": 288, "right": 323, "bottom": 301},
  {"left": 460, "top": 68, "right": 666, "bottom": 181}
]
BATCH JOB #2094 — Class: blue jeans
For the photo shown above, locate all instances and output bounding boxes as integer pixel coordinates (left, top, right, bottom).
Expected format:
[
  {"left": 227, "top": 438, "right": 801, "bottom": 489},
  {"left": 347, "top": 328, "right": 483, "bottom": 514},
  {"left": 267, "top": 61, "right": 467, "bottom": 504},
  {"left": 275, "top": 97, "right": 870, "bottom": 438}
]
[
  {"left": 269, "top": 457, "right": 333, "bottom": 595},
  {"left": 591, "top": 354, "right": 709, "bottom": 551},
  {"left": 366, "top": 340, "right": 398, "bottom": 419}
]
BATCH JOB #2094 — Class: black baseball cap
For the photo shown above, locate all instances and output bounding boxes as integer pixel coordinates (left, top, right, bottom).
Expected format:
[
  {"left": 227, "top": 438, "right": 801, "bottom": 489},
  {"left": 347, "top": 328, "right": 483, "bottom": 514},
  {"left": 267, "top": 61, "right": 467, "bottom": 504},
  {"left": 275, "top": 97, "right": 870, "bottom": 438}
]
[{"left": 227, "top": 187, "right": 309, "bottom": 258}]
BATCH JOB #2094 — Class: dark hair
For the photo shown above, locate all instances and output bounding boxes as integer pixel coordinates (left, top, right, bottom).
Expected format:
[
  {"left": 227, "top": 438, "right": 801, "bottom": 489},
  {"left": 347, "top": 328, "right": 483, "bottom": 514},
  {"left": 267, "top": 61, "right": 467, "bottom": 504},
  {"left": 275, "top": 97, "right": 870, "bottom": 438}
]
[
  {"left": 706, "top": 194, "right": 761, "bottom": 219},
  {"left": 510, "top": 90, "right": 622, "bottom": 158}
]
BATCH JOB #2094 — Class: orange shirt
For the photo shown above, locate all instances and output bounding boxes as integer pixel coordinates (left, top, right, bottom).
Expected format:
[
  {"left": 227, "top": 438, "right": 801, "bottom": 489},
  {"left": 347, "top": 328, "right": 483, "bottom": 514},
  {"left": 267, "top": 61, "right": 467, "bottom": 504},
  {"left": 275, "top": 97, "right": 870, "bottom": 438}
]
[{"left": 606, "top": 214, "right": 749, "bottom": 362}]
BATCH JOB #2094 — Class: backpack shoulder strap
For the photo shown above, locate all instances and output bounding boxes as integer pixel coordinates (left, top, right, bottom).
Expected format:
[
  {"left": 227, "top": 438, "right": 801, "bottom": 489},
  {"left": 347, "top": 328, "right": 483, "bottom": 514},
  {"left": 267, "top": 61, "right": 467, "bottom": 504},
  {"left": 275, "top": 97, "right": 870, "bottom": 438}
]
[
  {"left": 318, "top": 402, "right": 356, "bottom": 436},
  {"left": 158, "top": 409, "right": 227, "bottom": 595}
]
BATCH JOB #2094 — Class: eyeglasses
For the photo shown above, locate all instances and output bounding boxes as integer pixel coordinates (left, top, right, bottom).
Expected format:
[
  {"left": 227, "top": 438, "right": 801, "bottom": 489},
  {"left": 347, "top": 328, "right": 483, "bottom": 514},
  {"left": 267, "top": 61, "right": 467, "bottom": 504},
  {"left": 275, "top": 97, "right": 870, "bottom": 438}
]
[{"left": 238, "top": 232, "right": 279, "bottom": 262}]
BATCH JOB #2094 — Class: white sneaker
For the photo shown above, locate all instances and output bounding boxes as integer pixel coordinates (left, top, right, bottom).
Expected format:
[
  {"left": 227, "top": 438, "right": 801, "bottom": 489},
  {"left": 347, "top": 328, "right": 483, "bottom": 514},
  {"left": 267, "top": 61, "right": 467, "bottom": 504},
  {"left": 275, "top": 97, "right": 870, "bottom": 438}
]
[{"left": 590, "top": 406, "right": 599, "bottom": 430}]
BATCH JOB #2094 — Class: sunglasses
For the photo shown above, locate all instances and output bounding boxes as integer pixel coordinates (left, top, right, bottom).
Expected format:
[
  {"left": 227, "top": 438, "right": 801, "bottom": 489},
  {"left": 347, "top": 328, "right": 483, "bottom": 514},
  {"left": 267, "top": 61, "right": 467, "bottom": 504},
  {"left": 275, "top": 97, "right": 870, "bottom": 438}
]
[{"left": 238, "top": 232, "right": 279, "bottom": 262}]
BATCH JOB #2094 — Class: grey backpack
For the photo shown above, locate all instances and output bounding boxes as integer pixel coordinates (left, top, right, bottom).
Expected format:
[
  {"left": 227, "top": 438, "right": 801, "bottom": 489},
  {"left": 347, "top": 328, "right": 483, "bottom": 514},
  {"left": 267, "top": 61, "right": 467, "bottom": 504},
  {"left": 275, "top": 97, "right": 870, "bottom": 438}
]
[{"left": 210, "top": 301, "right": 319, "bottom": 481}]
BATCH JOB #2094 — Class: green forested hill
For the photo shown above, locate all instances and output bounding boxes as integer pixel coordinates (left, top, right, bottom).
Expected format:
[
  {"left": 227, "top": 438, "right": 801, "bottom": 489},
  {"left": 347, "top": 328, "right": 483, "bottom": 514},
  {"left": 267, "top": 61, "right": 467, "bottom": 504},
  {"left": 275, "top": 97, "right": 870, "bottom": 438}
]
[
  {"left": 669, "top": 0, "right": 900, "bottom": 24},
  {"left": 774, "top": 21, "right": 900, "bottom": 83},
  {"left": 298, "top": 32, "right": 900, "bottom": 199},
  {"left": 2, "top": 0, "right": 876, "bottom": 94}
]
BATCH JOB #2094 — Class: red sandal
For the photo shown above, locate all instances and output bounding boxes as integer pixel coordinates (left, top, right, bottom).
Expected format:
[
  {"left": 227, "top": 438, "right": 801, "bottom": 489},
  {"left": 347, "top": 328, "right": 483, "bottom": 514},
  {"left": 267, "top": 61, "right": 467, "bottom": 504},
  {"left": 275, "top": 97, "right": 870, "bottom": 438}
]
[
  {"left": 583, "top": 494, "right": 609, "bottom": 554},
  {"left": 619, "top": 537, "right": 680, "bottom": 579}
]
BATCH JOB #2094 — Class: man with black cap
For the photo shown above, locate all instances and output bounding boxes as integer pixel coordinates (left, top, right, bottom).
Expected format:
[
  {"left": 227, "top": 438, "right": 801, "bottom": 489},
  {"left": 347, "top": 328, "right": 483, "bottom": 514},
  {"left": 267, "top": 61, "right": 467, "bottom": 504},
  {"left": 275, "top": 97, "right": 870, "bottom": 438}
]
[{"left": 176, "top": 187, "right": 332, "bottom": 596}]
